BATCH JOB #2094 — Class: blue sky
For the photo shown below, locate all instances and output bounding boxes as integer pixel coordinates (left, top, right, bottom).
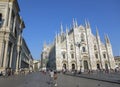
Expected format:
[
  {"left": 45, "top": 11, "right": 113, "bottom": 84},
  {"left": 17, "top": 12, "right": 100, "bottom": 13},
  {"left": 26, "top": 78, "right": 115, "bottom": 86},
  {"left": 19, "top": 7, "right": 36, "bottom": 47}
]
[{"left": 18, "top": 0, "right": 120, "bottom": 59}]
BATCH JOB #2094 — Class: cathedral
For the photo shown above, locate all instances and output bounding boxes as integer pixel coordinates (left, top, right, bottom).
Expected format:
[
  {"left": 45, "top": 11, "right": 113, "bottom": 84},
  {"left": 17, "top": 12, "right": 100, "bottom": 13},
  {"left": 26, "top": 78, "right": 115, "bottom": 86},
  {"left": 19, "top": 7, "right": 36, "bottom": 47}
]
[{"left": 41, "top": 19, "right": 116, "bottom": 72}]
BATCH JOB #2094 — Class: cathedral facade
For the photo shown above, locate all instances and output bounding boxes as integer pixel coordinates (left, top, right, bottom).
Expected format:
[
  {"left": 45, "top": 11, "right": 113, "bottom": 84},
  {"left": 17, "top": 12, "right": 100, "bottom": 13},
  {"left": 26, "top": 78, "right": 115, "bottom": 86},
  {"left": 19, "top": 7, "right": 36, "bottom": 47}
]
[{"left": 42, "top": 20, "right": 116, "bottom": 72}]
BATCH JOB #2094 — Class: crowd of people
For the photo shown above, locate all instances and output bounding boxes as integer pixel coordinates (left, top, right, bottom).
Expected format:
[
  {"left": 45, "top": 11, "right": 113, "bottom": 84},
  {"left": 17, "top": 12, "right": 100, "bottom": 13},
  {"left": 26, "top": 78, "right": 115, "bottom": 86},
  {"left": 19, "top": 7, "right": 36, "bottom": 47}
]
[
  {"left": 0, "top": 68, "right": 14, "bottom": 77},
  {"left": 0, "top": 67, "right": 32, "bottom": 77},
  {"left": 40, "top": 69, "right": 58, "bottom": 86}
]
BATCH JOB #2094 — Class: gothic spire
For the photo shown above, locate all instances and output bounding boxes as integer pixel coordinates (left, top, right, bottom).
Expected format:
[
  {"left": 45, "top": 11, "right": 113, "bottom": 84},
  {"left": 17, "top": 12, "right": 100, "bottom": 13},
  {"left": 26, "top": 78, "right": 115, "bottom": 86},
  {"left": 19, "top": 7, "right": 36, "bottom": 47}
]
[
  {"left": 43, "top": 41, "right": 47, "bottom": 48},
  {"left": 85, "top": 18, "right": 87, "bottom": 27},
  {"left": 75, "top": 18, "right": 78, "bottom": 27},
  {"left": 85, "top": 19, "right": 90, "bottom": 29},
  {"left": 55, "top": 32, "right": 57, "bottom": 40},
  {"left": 96, "top": 27, "right": 102, "bottom": 44},
  {"left": 55, "top": 32, "right": 58, "bottom": 43},
  {"left": 72, "top": 18, "right": 75, "bottom": 28},
  {"left": 105, "top": 34, "right": 110, "bottom": 44},
  {"left": 57, "top": 33, "right": 60, "bottom": 43},
  {"left": 87, "top": 20, "right": 90, "bottom": 28},
  {"left": 66, "top": 25, "right": 68, "bottom": 34},
  {"left": 96, "top": 26, "right": 99, "bottom": 37},
  {"left": 60, "top": 23, "right": 63, "bottom": 35}
]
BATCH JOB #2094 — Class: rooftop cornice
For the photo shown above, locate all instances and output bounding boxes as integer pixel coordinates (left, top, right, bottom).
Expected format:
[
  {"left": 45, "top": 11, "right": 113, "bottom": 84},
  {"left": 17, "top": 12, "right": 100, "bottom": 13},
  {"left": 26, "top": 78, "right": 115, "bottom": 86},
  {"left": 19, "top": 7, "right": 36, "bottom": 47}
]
[{"left": 0, "top": 0, "right": 20, "bottom": 12}]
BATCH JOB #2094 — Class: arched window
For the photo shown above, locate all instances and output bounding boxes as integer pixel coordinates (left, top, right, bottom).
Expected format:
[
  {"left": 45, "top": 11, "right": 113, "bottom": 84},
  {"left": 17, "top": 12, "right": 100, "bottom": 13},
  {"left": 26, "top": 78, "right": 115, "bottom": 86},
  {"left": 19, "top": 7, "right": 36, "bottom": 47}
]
[
  {"left": 94, "top": 45, "right": 97, "bottom": 50},
  {"left": 62, "top": 53, "right": 65, "bottom": 59},
  {"left": 70, "top": 44, "right": 74, "bottom": 50},
  {"left": 82, "top": 47, "right": 86, "bottom": 52},
  {"left": 103, "top": 54, "right": 106, "bottom": 59},
  {"left": 71, "top": 53, "right": 74, "bottom": 58},
  {"left": 95, "top": 54, "right": 98, "bottom": 59},
  {"left": 81, "top": 33, "right": 85, "bottom": 42}
]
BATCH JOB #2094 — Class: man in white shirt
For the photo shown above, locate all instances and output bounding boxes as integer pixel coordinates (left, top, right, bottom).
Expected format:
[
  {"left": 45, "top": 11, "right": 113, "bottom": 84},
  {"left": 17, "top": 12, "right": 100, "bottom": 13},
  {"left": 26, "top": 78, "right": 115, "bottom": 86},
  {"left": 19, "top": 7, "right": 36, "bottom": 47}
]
[{"left": 49, "top": 70, "right": 54, "bottom": 84}]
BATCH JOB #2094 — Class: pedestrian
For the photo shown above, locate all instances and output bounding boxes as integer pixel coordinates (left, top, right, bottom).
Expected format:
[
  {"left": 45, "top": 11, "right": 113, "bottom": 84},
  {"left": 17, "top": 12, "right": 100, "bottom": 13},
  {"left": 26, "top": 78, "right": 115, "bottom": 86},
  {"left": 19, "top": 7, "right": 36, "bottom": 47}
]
[
  {"left": 2, "top": 69, "right": 6, "bottom": 77},
  {"left": 54, "top": 71, "right": 58, "bottom": 86},
  {"left": 49, "top": 70, "right": 54, "bottom": 84},
  {"left": 62, "top": 68, "right": 66, "bottom": 74},
  {"left": 0, "top": 70, "right": 2, "bottom": 76}
]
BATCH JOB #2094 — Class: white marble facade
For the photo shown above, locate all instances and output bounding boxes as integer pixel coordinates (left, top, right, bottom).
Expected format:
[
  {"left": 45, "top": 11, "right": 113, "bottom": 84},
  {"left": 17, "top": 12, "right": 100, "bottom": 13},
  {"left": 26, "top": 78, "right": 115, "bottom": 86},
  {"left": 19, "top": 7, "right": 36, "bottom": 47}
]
[{"left": 44, "top": 19, "right": 116, "bottom": 72}]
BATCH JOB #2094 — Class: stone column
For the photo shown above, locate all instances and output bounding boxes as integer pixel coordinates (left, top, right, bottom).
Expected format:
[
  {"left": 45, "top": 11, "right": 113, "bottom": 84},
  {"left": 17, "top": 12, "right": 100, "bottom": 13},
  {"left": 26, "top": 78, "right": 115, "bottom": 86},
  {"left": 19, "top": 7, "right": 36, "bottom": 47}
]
[
  {"left": 3, "top": 2, "right": 9, "bottom": 26},
  {"left": 3, "top": 40, "right": 9, "bottom": 68},
  {"left": 9, "top": 44, "right": 14, "bottom": 68},
  {"left": 16, "top": 51, "right": 19, "bottom": 73},
  {"left": 12, "top": 16, "right": 17, "bottom": 32},
  {"left": 8, "top": 5, "right": 12, "bottom": 28},
  {"left": 29, "top": 59, "right": 30, "bottom": 71},
  {"left": 19, "top": 52, "right": 21, "bottom": 69},
  {"left": 0, "top": 43, "right": 2, "bottom": 66},
  {"left": 0, "top": 40, "right": 5, "bottom": 67}
]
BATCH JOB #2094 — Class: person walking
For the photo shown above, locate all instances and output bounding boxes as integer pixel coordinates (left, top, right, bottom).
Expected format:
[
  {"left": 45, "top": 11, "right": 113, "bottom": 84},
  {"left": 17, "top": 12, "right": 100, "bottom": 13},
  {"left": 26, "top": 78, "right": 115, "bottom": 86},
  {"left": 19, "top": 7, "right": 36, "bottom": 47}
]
[
  {"left": 54, "top": 71, "right": 58, "bottom": 86},
  {"left": 49, "top": 70, "right": 54, "bottom": 84}
]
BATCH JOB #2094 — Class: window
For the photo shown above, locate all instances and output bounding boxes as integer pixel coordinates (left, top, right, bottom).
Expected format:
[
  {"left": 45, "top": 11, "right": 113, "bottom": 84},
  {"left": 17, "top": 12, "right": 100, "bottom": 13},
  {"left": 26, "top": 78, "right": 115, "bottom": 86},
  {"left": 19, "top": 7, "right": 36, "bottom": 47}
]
[
  {"left": 82, "top": 47, "right": 86, "bottom": 52},
  {"left": 81, "top": 33, "right": 85, "bottom": 42},
  {"left": 0, "top": 13, "right": 2, "bottom": 25},
  {"left": 11, "top": 10, "right": 15, "bottom": 31},
  {"left": 71, "top": 53, "right": 74, "bottom": 58},
  {"left": 103, "top": 54, "right": 106, "bottom": 58},
  {"left": 94, "top": 45, "right": 97, "bottom": 50},
  {"left": 14, "top": 28, "right": 17, "bottom": 38},
  {"left": 95, "top": 54, "right": 98, "bottom": 59},
  {"left": 63, "top": 53, "right": 65, "bottom": 59},
  {"left": 70, "top": 44, "right": 74, "bottom": 50}
]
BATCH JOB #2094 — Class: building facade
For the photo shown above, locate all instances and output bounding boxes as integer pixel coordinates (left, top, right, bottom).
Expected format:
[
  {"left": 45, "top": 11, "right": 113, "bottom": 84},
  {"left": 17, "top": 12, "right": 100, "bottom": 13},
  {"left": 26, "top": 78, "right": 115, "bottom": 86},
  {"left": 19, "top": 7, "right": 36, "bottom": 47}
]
[
  {"left": 20, "top": 38, "right": 33, "bottom": 73},
  {"left": 33, "top": 60, "right": 41, "bottom": 71},
  {"left": 41, "top": 43, "right": 52, "bottom": 70},
  {"left": 114, "top": 56, "right": 120, "bottom": 68},
  {"left": 0, "top": 0, "right": 33, "bottom": 74},
  {"left": 43, "top": 20, "right": 116, "bottom": 72}
]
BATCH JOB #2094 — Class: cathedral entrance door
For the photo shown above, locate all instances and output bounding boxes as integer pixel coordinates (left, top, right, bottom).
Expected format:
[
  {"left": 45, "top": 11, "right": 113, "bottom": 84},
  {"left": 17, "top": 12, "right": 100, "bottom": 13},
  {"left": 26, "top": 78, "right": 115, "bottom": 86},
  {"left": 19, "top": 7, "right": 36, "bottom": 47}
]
[
  {"left": 63, "top": 64, "right": 66, "bottom": 69},
  {"left": 84, "top": 60, "right": 89, "bottom": 70},
  {"left": 72, "top": 64, "right": 75, "bottom": 70},
  {"left": 97, "top": 64, "right": 100, "bottom": 70},
  {"left": 105, "top": 63, "right": 108, "bottom": 70}
]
